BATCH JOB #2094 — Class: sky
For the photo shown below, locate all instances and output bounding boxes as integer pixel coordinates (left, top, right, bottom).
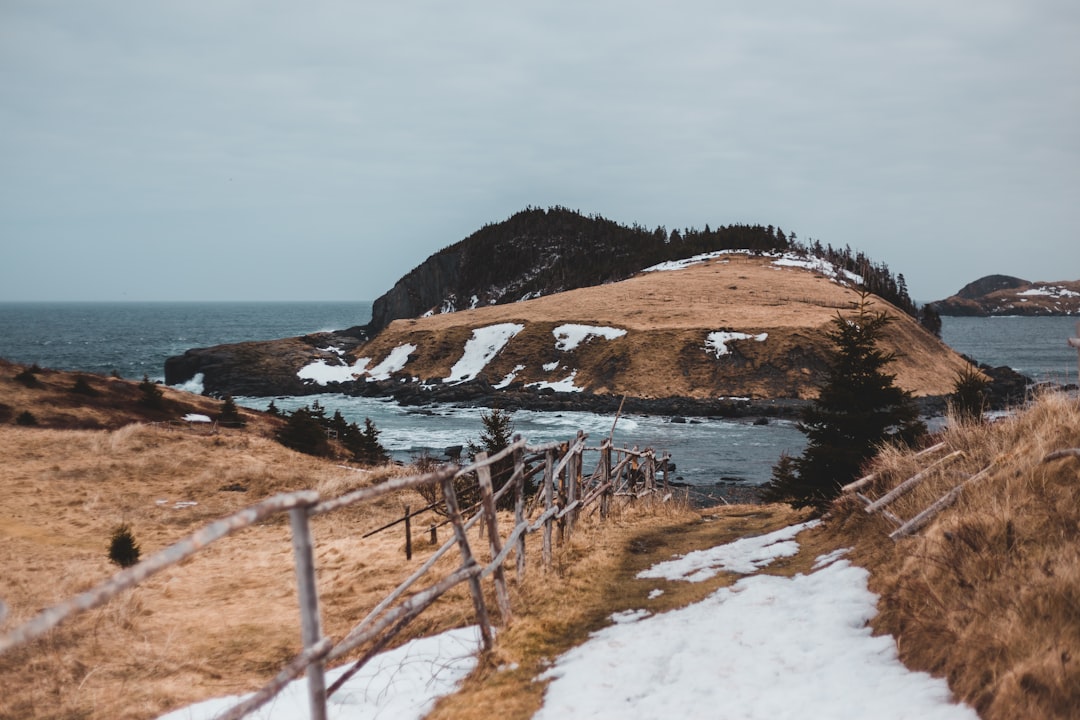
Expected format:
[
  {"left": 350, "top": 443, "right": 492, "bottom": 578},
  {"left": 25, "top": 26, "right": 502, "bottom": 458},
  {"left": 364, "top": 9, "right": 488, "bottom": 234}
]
[
  {"left": 2, "top": 1, "right": 1077, "bottom": 303},
  {"left": 160, "top": 523, "right": 978, "bottom": 720}
]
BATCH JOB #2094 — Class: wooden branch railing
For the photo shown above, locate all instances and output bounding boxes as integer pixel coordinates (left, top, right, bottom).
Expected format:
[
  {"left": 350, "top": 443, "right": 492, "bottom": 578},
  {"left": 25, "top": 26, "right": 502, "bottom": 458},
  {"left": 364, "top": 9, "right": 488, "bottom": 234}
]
[{"left": 0, "top": 430, "right": 680, "bottom": 719}]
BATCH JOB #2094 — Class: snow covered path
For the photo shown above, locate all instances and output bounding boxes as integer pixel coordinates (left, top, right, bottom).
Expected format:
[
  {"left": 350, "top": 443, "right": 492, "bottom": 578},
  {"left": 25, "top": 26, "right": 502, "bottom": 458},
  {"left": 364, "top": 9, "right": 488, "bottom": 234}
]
[
  {"left": 535, "top": 551, "right": 977, "bottom": 720},
  {"left": 160, "top": 523, "right": 977, "bottom": 720}
]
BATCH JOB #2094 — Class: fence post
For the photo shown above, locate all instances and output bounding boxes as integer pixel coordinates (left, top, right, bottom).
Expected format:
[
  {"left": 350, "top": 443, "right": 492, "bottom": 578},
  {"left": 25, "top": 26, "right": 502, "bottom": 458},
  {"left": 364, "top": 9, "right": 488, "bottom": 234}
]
[
  {"left": 661, "top": 453, "right": 670, "bottom": 492},
  {"left": 513, "top": 436, "right": 526, "bottom": 580},
  {"left": 600, "top": 440, "right": 611, "bottom": 519},
  {"left": 543, "top": 448, "right": 555, "bottom": 569},
  {"left": 288, "top": 505, "right": 327, "bottom": 720},
  {"left": 644, "top": 449, "right": 655, "bottom": 493},
  {"left": 476, "top": 452, "right": 512, "bottom": 623},
  {"left": 441, "top": 474, "right": 494, "bottom": 650},
  {"left": 404, "top": 506, "right": 412, "bottom": 561},
  {"left": 567, "top": 430, "right": 582, "bottom": 532}
]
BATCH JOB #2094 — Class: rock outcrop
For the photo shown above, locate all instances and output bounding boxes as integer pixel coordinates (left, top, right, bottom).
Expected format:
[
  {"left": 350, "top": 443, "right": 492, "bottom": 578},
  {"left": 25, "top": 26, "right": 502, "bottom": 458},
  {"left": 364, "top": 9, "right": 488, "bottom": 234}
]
[{"left": 932, "top": 275, "right": 1080, "bottom": 316}]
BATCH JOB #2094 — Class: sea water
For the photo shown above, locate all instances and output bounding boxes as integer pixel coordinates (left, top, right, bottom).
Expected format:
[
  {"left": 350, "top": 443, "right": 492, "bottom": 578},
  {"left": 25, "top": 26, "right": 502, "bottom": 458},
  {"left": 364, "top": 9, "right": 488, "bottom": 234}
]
[{"left": 2, "top": 303, "right": 1076, "bottom": 495}]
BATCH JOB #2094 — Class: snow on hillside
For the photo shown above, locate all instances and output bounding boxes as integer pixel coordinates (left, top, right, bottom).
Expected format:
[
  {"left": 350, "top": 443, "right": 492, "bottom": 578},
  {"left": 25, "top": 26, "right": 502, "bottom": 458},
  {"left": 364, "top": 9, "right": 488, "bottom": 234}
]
[
  {"left": 443, "top": 323, "right": 524, "bottom": 384},
  {"left": 364, "top": 343, "right": 416, "bottom": 381},
  {"left": 297, "top": 357, "right": 370, "bottom": 385},
  {"left": 705, "top": 330, "right": 768, "bottom": 358},
  {"left": 1017, "top": 285, "right": 1080, "bottom": 299},
  {"left": 643, "top": 249, "right": 865, "bottom": 287},
  {"left": 552, "top": 324, "right": 627, "bottom": 351},
  {"left": 527, "top": 370, "right": 585, "bottom": 393},
  {"left": 297, "top": 342, "right": 416, "bottom": 386}
]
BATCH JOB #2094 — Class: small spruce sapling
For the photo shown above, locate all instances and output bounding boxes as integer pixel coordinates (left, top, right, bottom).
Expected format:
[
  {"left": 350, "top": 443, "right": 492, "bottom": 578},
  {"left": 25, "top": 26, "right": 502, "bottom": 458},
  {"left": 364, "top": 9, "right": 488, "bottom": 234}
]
[
  {"left": 219, "top": 395, "right": 245, "bottom": 427},
  {"left": 138, "top": 375, "right": 165, "bottom": 409},
  {"left": 108, "top": 523, "right": 141, "bottom": 568},
  {"left": 949, "top": 365, "right": 989, "bottom": 424}
]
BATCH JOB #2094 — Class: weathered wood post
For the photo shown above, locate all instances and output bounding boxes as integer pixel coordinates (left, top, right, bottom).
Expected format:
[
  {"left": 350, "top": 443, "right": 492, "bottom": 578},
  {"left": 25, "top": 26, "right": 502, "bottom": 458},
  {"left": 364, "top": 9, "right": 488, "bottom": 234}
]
[
  {"left": 644, "top": 448, "right": 655, "bottom": 493},
  {"left": 441, "top": 473, "right": 494, "bottom": 649},
  {"left": 568, "top": 430, "right": 582, "bottom": 530},
  {"left": 404, "top": 505, "right": 412, "bottom": 561},
  {"left": 288, "top": 504, "right": 327, "bottom": 720},
  {"left": 543, "top": 447, "right": 555, "bottom": 569},
  {"left": 430, "top": 524, "right": 437, "bottom": 544},
  {"left": 513, "top": 436, "right": 527, "bottom": 579},
  {"left": 600, "top": 439, "right": 612, "bottom": 519},
  {"left": 476, "top": 452, "right": 512, "bottom": 623},
  {"left": 661, "top": 453, "right": 670, "bottom": 492},
  {"left": 1069, "top": 321, "right": 1080, "bottom": 385}
]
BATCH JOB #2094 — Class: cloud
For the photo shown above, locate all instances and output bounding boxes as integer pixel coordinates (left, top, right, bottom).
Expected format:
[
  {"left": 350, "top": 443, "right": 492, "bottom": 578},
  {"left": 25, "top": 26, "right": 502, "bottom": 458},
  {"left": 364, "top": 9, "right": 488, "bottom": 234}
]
[{"left": 1, "top": 1, "right": 1078, "bottom": 301}]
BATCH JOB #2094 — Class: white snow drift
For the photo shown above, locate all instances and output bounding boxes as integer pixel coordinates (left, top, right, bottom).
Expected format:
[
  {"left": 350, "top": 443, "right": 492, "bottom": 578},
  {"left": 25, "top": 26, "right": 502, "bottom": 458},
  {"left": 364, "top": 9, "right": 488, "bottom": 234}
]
[
  {"left": 705, "top": 330, "right": 768, "bottom": 357},
  {"left": 552, "top": 323, "right": 627, "bottom": 351},
  {"left": 443, "top": 323, "right": 524, "bottom": 384}
]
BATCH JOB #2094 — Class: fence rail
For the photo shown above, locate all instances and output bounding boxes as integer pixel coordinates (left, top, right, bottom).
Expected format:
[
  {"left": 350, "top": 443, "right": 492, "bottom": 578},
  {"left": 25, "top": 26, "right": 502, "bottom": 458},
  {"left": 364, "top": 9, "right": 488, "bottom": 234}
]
[{"left": 0, "top": 431, "right": 676, "bottom": 720}]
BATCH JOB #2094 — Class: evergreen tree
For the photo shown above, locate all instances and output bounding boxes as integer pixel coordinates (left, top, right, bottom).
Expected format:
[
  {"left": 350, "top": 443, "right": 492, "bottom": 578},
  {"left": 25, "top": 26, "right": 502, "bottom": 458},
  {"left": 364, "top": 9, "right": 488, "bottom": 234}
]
[
  {"left": 276, "top": 406, "right": 331, "bottom": 457},
  {"left": 762, "top": 294, "right": 925, "bottom": 511},
  {"left": 219, "top": 395, "right": 245, "bottom": 427},
  {"left": 108, "top": 523, "right": 141, "bottom": 568},
  {"left": 949, "top": 365, "right": 989, "bottom": 424},
  {"left": 138, "top": 375, "right": 165, "bottom": 409},
  {"left": 920, "top": 304, "right": 943, "bottom": 338},
  {"left": 467, "top": 408, "right": 528, "bottom": 509},
  {"left": 343, "top": 417, "right": 389, "bottom": 465}
]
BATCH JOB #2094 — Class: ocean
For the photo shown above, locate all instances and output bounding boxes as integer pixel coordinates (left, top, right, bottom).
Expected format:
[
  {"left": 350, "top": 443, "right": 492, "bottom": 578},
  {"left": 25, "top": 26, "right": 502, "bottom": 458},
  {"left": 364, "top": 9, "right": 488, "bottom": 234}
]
[{"left": 2, "top": 302, "right": 1077, "bottom": 498}]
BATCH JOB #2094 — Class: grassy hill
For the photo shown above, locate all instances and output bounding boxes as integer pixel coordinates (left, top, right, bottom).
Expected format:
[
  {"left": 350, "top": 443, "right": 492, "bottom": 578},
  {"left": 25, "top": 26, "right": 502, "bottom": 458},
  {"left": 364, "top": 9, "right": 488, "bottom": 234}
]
[{"left": 351, "top": 251, "right": 968, "bottom": 400}]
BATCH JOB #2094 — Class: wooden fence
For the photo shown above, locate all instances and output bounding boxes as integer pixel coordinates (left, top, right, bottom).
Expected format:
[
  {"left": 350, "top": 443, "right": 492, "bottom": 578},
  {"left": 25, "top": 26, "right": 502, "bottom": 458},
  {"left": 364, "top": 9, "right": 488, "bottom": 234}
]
[
  {"left": 0, "top": 432, "right": 672, "bottom": 720},
  {"left": 844, "top": 442, "right": 1080, "bottom": 541}
]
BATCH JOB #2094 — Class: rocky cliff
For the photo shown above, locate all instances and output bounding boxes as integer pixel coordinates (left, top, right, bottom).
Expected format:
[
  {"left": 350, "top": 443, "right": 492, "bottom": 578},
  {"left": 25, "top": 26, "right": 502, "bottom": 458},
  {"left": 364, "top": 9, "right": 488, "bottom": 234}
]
[{"left": 932, "top": 275, "right": 1080, "bottom": 316}]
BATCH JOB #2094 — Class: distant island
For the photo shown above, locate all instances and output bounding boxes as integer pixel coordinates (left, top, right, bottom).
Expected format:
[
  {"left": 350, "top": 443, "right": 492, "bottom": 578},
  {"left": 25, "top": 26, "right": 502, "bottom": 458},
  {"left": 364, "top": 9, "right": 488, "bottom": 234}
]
[
  {"left": 931, "top": 274, "right": 1080, "bottom": 316},
  {"left": 165, "top": 208, "right": 992, "bottom": 413}
]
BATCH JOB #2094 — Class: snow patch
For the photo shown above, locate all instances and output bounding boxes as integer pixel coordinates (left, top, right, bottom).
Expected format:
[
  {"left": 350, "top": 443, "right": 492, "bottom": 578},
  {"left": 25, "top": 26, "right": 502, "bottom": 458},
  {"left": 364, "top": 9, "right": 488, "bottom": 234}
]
[
  {"left": 365, "top": 343, "right": 416, "bottom": 381},
  {"left": 641, "top": 250, "right": 733, "bottom": 272},
  {"left": 182, "top": 413, "right": 212, "bottom": 423},
  {"left": 552, "top": 324, "right": 627, "bottom": 351},
  {"left": 1018, "top": 285, "right": 1080, "bottom": 298},
  {"left": 527, "top": 370, "right": 584, "bottom": 393},
  {"left": 772, "top": 252, "right": 864, "bottom": 285},
  {"left": 297, "top": 357, "right": 370, "bottom": 385},
  {"left": 542, "top": 361, "right": 560, "bottom": 372},
  {"left": 444, "top": 324, "right": 524, "bottom": 384},
  {"left": 494, "top": 364, "right": 526, "bottom": 389},
  {"left": 158, "top": 626, "right": 483, "bottom": 720},
  {"left": 704, "top": 331, "right": 768, "bottom": 358},
  {"left": 639, "top": 520, "right": 820, "bottom": 583}
]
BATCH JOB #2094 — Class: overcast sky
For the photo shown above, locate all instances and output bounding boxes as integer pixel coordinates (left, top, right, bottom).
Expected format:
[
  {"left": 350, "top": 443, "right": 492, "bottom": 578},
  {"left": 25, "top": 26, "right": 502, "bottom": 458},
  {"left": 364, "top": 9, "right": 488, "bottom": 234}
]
[{"left": 1, "top": 1, "right": 1077, "bottom": 303}]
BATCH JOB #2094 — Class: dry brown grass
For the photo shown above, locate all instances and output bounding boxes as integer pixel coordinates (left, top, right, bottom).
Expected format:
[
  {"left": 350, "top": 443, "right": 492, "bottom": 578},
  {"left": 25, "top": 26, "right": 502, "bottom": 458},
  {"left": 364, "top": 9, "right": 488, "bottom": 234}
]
[
  {"left": 1, "top": 362, "right": 815, "bottom": 720},
  {"left": 354, "top": 253, "right": 971, "bottom": 399},
  {"left": 831, "top": 390, "right": 1080, "bottom": 720}
]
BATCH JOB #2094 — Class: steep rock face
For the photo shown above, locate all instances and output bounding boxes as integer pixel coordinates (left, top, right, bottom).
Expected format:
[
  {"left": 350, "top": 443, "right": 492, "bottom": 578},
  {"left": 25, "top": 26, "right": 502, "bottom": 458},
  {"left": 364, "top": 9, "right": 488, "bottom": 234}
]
[{"left": 933, "top": 276, "right": 1080, "bottom": 316}]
